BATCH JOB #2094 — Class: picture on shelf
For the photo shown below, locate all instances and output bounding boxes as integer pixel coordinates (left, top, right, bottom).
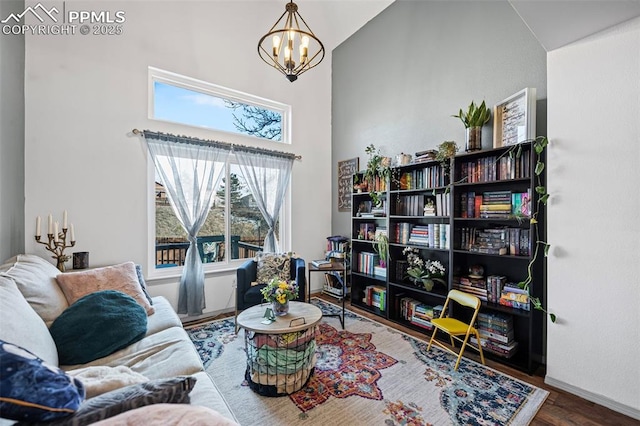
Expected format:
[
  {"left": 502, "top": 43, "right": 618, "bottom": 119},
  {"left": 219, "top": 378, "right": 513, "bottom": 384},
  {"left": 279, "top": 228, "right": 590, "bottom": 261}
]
[{"left": 493, "top": 88, "right": 537, "bottom": 148}]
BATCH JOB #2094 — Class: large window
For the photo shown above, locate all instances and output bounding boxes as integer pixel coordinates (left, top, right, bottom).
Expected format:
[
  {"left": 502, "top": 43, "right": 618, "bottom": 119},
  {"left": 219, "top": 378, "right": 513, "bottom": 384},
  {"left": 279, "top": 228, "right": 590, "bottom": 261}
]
[
  {"left": 149, "top": 67, "right": 290, "bottom": 143},
  {"left": 149, "top": 69, "right": 289, "bottom": 273}
]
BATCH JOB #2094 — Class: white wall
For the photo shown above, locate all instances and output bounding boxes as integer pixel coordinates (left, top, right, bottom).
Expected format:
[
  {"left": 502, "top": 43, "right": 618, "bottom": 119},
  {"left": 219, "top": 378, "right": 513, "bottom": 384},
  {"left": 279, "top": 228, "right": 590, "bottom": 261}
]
[
  {"left": 546, "top": 16, "right": 640, "bottom": 418},
  {"left": 0, "top": 0, "right": 25, "bottom": 261},
  {"left": 22, "top": 1, "right": 344, "bottom": 317}
]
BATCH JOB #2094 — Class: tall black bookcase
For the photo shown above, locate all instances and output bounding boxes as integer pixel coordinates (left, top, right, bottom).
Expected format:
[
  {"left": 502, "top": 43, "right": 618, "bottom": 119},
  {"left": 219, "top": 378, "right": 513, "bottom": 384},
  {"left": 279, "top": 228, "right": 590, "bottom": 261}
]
[{"left": 349, "top": 141, "right": 546, "bottom": 373}]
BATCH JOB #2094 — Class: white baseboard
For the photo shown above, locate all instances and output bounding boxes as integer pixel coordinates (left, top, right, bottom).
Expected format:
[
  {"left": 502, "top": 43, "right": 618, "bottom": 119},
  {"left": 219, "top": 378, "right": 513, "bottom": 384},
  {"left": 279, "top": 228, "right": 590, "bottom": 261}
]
[{"left": 544, "top": 376, "right": 640, "bottom": 421}]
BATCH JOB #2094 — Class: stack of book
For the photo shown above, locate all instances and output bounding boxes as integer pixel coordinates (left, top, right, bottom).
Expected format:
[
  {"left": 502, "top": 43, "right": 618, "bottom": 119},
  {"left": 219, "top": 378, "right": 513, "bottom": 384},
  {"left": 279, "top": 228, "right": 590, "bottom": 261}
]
[
  {"left": 453, "top": 276, "right": 488, "bottom": 301},
  {"left": 473, "top": 312, "right": 518, "bottom": 358},
  {"left": 363, "top": 285, "right": 386, "bottom": 311},
  {"left": 408, "top": 225, "right": 430, "bottom": 245},
  {"left": 479, "top": 190, "right": 512, "bottom": 219},
  {"left": 469, "top": 228, "right": 509, "bottom": 255},
  {"left": 311, "top": 259, "right": 332, "bottom": 268},
  {"left": 499, "top": 285, "right": 530, "bottom": 311}
]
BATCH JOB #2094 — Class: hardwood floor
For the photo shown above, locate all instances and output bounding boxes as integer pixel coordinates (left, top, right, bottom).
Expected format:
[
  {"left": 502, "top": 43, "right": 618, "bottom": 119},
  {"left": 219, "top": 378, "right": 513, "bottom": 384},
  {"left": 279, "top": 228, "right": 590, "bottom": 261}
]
[
  {"left": 192, "top": 294, "right": 638, "bottom": 425},
  {"left": 312, "top": 293, "right": 638, "bottom": 426}
]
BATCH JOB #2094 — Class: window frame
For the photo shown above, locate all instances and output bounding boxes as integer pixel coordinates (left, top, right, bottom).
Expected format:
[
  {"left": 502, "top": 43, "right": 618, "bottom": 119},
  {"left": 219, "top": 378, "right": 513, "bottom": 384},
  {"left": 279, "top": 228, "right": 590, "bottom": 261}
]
[
  {"left": 148, "top": 67, "right": 291, "bottom": 144},
  {"left": 146, "top": 68, "right": 292, "bottom": 279}
]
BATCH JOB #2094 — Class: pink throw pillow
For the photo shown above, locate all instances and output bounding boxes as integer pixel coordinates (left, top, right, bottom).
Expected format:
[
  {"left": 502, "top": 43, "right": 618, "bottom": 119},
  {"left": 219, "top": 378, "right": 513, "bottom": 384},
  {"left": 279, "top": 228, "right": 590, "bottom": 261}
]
[{"left": 56, "top": 262, "right": 155, "bottom": 316}]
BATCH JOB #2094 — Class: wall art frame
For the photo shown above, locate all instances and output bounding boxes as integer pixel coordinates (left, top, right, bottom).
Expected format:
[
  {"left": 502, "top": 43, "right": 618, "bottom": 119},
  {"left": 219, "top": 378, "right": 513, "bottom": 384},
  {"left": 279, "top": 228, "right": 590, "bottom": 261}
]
[
  {"left": 337, "top": 157, "right": 359, "bottom": 212},
  {"left": 493, "top": 88, "right": 537, "bottom": 148}
]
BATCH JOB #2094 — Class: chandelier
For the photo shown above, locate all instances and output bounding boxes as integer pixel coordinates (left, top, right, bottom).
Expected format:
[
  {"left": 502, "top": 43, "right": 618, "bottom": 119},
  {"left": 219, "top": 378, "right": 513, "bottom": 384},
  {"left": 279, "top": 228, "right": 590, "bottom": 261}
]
[{"left": 258, "top": 1, "right": 325, "bottom": 82}]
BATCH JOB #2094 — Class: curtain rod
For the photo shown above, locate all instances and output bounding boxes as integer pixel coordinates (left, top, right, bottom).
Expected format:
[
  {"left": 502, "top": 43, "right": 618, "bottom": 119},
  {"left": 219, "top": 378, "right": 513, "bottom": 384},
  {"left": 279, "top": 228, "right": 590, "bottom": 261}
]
[{"left": 132, "top": 129, "right": 302, "bottom": 160}]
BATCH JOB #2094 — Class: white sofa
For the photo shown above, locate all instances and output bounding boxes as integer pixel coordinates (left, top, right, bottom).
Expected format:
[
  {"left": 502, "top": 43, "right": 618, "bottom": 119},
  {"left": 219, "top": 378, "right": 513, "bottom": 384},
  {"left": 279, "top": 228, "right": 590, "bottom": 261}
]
[{"left": 0, "top": 254, "right": 237, "bottom": 424}]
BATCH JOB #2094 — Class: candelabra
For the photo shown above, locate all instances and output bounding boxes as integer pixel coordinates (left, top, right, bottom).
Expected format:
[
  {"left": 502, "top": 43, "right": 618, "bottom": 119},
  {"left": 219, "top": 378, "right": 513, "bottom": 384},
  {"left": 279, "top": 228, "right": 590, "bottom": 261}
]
[{"left": 35, "top": 212, "right": 76, "bottom": 272}]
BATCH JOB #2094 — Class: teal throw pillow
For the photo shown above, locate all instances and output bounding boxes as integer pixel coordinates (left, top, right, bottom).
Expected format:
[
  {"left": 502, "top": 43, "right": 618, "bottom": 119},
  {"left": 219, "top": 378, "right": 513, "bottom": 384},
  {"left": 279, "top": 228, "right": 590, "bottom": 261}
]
[
  {"left": 50, "top": 290, "right": 147, "bottom": 365},
  {"left": 0, "top": 340, "right": 85, "bottom": 422}
]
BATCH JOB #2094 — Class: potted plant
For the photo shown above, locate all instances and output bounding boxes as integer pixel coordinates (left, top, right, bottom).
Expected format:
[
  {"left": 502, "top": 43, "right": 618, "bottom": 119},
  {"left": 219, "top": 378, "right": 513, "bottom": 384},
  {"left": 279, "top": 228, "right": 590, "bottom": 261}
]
[
  {"left": 452, "top": 100, "right": 491, "bottom": 152},
  {"left": 363, "top": 144, "right": 391, "bottom": 206},
  {"left": 402, "top": 247, "right": 446, "bottom": 292},
  {"left": 373, "top": 233, "right": 390, "bottom": 268}
]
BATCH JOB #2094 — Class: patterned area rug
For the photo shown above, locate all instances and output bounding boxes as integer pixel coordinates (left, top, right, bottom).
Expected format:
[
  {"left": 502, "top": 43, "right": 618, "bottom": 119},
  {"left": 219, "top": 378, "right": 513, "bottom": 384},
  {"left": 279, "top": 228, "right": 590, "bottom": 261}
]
[{"left": 186, "top": 299, "right": 548, "bottom": 425}]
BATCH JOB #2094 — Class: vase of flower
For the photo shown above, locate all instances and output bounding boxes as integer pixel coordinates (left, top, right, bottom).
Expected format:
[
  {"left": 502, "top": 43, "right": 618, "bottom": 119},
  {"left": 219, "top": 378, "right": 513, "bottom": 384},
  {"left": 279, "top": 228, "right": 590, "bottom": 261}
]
[
  {"left": 272, "top": 300, "right": 290, "bottom": 316},
  {"left": 260, "top": 277, "right": 299, "bottom": 317}
]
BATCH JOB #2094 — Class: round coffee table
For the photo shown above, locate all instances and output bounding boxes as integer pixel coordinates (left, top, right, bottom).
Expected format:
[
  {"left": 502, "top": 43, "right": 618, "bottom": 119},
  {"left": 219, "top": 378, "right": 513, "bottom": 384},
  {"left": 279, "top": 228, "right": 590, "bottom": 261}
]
[{"left": 236, "top": 301, "right": 322, "bottom": 396}]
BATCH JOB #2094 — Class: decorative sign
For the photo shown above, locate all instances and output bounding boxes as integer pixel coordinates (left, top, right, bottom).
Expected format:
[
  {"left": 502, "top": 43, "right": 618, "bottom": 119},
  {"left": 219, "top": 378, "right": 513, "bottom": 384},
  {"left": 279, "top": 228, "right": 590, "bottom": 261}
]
[
  {"left": 493, "top": 88, "right": 537, "bottom": 148},
  {"left": 337, "top": 157, "right": 359, "bottom": 212}
]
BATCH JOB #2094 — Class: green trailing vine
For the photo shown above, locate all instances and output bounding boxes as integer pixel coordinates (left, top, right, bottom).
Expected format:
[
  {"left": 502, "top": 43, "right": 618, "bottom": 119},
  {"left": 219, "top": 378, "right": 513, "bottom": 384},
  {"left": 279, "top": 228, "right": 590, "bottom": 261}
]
[
  {"left": 499, "top": 137, "right": 554, "bottom": 322},
  {"left": 515, "top": 136, "right": 554, "bottom": 322}
]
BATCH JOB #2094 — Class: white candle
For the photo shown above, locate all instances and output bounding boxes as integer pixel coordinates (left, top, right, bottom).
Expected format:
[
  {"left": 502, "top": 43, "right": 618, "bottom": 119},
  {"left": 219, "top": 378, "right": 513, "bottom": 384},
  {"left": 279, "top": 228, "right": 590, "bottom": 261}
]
[
  {"left": 63, "top": 210, "right": 68, "bottom": 229},
  {"left": 53, "top": 222, "right": 59, "bottom": 243},
  {"left": 70, "top": 224, "right": 75, "bottom": 242},
  {"left": 48, "top": 214, "right": 53, "bottom": 234},
  {"left": 36, "top": 216, "right": 41, "bottom": 237}
]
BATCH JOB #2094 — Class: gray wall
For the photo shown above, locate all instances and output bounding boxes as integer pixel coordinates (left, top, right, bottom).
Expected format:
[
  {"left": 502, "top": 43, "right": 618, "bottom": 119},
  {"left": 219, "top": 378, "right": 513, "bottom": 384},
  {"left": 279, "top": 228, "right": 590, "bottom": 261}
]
[
  {"left": 331, "top": 0, "right": 547, "bottom": 236},
  {"left": 0, "top": 0, "right": 25, "bottom": 261}
]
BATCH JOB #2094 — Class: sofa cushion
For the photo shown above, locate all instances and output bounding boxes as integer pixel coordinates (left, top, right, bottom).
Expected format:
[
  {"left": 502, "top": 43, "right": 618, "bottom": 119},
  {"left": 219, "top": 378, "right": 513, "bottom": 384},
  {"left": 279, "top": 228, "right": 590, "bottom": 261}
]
[
  {"left": 188, "top": 371, "right": 238, "bottom": 422},
  {"left": 0, "top": 276, "right": 59, "bottom": 366},
  {"left": 56, "top": 262, "right": 155, "bottom": 316},
  {"left": 24, "top": 377, "right": 197, "bottom": 426},
  {"left": 0, "top": 340, "right": 85, "bottom": 422},
  {"left": 66, "top": 366, "right": 149, "bottom": 399},
  {"left": 50, "top": 291, "right": 148, "bottom": 365},
  {"left": 0, "top": 254, "right": 69, "bottom": 327},
  {"left": 61, "top": 327, "right": 204, "bottom": 380},
  {"left": 255, "top": 252, "right": 291, "bottom": 285},
  {"left": 145, "top": 297, "right": 183, "bottom": 337}
]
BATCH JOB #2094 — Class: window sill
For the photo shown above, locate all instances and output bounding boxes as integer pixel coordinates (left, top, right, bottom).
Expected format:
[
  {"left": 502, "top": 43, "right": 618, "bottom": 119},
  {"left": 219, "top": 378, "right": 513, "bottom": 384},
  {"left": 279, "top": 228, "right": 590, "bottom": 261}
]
[{"left": 146, "top": 260, "right": 246, "bottom": 283}]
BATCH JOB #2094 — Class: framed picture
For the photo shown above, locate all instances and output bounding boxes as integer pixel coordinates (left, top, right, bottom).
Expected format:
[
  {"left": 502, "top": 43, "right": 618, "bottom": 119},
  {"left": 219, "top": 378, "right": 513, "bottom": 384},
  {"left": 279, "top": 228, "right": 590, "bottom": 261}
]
[
  {"left": 337, "top": 157, "right": 359, "bottom": 212},
  {"left": 493, "top": 88, "right": 537, "bottom": 148}
]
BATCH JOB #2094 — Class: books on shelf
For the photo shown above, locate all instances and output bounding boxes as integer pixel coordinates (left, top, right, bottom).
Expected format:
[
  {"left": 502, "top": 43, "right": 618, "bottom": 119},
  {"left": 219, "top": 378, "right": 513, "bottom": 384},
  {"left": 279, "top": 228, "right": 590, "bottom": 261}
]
[
  {"left": 458, "top": 227, "right": 529, "bottom": 256},
  {"left": 472, "top": 312, "right": 518, "bottom": 358},
  {"left": 363, "top": 285, "right": 386, "bottom": 311},
  {"left": 499, "top": 285, "right": 530, "bottom": 311},
  {"left": 394, "top": 222, "right": 450, "bottom": 249}
]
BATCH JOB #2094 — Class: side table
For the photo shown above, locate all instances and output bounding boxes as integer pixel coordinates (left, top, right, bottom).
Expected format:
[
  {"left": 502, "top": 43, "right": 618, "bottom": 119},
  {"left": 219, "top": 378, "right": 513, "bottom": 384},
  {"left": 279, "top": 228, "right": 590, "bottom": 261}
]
[
  {"left": 236, "top": 301, "right": 322, "bottom": 396},
  {"left": 307, "top": 261, "right": 346, "bottom": 328}
]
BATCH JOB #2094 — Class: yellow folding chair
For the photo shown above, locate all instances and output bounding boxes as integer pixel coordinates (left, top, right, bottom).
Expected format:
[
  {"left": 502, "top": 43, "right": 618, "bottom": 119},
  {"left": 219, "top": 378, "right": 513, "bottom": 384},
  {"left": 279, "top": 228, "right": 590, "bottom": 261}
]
[{"left": 427, "top": 289, "right": 485, "bottom": 371}]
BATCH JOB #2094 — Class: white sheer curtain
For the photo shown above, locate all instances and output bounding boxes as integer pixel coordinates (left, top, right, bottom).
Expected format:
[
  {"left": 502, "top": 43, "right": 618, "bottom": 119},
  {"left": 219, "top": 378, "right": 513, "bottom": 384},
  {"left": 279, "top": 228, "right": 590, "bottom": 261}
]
[
  {"left": 234, "top": 150, "right": 294, "bottom": 252},
  {"left": 145, "top": 134, "right": 230, "bottom": 316}
]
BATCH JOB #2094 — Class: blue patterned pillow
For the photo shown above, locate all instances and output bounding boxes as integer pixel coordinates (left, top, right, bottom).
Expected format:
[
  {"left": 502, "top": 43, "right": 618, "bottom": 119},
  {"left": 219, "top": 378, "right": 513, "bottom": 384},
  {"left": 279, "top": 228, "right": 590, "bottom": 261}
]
[
  {"left": 18, "top": 376, "right": 197, "bottom": 426},
  {"left": 0, "top": 340, "right": 85, "bottom": 422}
]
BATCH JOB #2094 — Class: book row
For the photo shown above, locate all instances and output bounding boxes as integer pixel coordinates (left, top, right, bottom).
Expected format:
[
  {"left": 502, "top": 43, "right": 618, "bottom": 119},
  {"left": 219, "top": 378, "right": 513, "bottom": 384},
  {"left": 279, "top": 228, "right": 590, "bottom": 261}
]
[
  {"left": 363, "top": 285, "right": 386, "bottom": 311},
  {"left": 394, "top": 223, "right": 451, "bottom": 249},
  {"left": 397, "top": 296, "right": 444, "bottom": 331},
  {"left": 396, "top": 165, "right": 448, "bottom": 190},
  {"left": 355, "top": 251, "right": 380, "bottom": 275},
  {"left": 457, "top": 149, "right": 531, "bottom": 184},
  {"left": 459, "top": 190, "right": 531, "bottom": 219},
  {"left": 453, "top": 275, "right": 530, "bottom": 312},
  {"left": 458, "top": 227, "right": 530, "bottom": 256}
]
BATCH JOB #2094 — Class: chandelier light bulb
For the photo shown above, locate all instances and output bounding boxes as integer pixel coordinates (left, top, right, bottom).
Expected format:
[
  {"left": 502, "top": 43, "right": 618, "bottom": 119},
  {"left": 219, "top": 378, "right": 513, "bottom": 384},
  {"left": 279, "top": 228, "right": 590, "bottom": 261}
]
[{"left": 257, "top": 1, "right": 325, "bottom": 82}]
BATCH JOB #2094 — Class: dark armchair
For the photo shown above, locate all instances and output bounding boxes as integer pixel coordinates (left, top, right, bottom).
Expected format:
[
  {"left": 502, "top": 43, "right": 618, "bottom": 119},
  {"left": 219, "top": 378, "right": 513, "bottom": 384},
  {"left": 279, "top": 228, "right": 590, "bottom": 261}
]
[{"left": 235, "top": 256, "right": 306, "bottom": 331}]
